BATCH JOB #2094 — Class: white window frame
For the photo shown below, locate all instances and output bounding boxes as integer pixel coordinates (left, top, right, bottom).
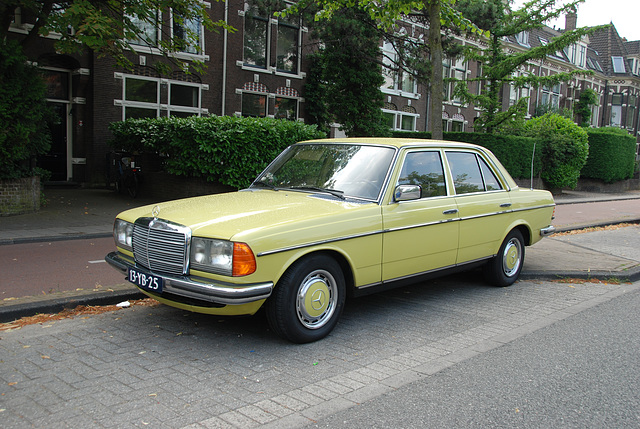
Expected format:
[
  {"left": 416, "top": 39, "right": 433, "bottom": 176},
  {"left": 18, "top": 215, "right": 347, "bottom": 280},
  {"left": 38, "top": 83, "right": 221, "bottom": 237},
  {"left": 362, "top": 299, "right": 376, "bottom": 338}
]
[
  {"left": 126, "top": 11, "right": 161, "bottom": 48},
  {"left": 381, "top": 41, "right": 419, "bottom": 98},
  {"left": 382, "top": 108, "right": 419, "bottom": 131},
  {"left": 115, "top": 74, "right": 207, "bottom": 119},
  {"left": 612, "top": 56, "right": 626, "bottom": 73}
]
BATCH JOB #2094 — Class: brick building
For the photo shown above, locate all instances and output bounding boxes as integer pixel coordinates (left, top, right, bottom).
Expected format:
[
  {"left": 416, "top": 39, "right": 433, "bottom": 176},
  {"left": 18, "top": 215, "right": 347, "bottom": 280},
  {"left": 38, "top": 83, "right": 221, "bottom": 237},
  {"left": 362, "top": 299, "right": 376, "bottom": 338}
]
[{"left": 6, "top": 4, "right": 640, "bottom": 186}]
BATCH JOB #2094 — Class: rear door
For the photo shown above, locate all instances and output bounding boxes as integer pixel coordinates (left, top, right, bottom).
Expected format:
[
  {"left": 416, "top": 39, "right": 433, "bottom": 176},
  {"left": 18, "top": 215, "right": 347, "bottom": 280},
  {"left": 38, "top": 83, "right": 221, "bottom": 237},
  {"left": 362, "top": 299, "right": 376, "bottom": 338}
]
[{"left": 444, "top": 150, "right": 513, "bottom": 264}]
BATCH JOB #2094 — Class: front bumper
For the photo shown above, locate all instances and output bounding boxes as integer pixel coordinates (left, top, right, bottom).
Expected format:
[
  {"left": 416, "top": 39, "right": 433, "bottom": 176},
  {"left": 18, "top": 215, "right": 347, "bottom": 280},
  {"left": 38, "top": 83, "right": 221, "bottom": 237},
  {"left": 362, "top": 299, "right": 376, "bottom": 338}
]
[{"left": 105, "top": 252, "right": 273, "bottom": 306}]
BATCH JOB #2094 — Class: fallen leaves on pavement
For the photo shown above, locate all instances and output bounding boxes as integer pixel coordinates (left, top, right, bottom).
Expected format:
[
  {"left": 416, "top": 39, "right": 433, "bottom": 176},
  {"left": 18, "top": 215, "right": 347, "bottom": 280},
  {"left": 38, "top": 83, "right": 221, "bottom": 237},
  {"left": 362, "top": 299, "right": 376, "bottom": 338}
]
[
  {"left": 553, "top": 222, "right": 635, "bottom": 236},
  {"left": 0, "top": 298, "right": 159, "bottom": 332}
]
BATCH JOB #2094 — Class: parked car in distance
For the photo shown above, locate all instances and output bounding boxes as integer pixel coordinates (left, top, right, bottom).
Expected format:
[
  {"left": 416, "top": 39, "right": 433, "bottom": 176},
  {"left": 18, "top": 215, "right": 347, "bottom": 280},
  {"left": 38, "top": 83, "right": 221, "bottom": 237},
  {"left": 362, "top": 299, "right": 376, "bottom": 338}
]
[{"left": 106, "top": 138, "right": 555, "bottom": 343}]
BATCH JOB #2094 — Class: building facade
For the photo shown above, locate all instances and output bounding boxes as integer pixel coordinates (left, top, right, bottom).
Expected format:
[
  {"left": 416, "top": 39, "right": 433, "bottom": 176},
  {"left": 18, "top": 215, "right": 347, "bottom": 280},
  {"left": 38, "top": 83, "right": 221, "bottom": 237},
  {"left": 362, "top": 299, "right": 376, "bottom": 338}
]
[{"left": 6, "top": 4, "right": 640, "bottom": 186}]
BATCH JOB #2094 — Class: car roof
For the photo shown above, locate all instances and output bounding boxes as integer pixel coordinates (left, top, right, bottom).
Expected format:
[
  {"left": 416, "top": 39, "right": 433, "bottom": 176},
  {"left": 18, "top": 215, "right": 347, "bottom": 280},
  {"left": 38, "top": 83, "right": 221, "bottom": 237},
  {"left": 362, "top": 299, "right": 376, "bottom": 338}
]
[{"left": 299, "top": 137, "right": 482, "bottom": 150}]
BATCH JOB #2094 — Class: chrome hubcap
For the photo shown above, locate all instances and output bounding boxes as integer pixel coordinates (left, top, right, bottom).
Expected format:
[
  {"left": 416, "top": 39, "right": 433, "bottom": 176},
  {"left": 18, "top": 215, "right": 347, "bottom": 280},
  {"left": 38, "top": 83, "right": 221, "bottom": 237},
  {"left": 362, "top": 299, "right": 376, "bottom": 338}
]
[
  {"left": 502, "top": 238, "right": 522, "bottom": 277},
  {"left": 296, "top": 269, "right": 336, "bottom": 329}
]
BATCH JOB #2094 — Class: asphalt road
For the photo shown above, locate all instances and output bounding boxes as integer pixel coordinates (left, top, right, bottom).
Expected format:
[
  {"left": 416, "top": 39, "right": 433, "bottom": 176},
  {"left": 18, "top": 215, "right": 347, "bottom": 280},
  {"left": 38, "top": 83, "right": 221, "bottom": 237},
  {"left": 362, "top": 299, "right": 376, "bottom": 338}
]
[
  {"left": 0, "top": 237, "right": 123, "bottom": 300},
  {"left": 308, "top": 285, "right": 640, "bottom": 428}
]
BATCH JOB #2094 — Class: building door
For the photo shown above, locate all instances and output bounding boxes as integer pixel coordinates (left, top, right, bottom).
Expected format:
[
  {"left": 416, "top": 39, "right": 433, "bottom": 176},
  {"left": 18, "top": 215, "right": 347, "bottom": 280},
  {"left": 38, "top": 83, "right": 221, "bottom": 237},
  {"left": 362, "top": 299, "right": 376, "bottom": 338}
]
[{"left": 39, "top": 69, "right": 71, "bottom": 182}]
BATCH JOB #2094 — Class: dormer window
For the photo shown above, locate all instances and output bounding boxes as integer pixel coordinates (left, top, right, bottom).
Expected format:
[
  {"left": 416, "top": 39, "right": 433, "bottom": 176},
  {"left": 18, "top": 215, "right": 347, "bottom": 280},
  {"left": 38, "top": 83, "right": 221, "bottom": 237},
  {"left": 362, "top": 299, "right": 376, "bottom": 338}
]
[
  {"left": 515, "top": 31, "right": 529, "bottom": 47},
  {"left": 612, "top": 56, "right": 626, "bottom": 73}
]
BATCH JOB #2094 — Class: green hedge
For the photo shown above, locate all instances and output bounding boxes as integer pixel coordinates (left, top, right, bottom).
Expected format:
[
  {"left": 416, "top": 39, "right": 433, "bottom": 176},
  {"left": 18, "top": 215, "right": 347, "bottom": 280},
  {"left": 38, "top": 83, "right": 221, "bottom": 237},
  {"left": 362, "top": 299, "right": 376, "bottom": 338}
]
[
  {"left": 582, "top": 129, "right": 636, "bottom": 183},
  {"left": 391, "top": 131, "right": 541, "bottom": 180},
  {"left": 109, "top": 116, "right": 326, "bottom": 189}
]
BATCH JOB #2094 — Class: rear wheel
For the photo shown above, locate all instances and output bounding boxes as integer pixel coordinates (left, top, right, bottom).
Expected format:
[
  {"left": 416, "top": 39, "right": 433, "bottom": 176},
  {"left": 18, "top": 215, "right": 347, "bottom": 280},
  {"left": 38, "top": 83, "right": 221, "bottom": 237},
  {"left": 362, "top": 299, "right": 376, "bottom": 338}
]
[
  {"left": 484, "top": 229, "right": 525, "bottom": 287},
  {"left": 266, "top": 254, "right": 346, "bottom": 343}
]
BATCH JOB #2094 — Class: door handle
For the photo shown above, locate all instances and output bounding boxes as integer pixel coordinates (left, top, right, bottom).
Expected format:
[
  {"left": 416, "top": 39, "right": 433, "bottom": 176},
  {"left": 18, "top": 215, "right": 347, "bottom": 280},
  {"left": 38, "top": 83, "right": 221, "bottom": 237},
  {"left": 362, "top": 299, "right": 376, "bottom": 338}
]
[
  {"left": 500, "top": 203, "right": 512, "bottom": 208},
  {"left": 442, "top": 208, "right": 458, "bottom": 215}
]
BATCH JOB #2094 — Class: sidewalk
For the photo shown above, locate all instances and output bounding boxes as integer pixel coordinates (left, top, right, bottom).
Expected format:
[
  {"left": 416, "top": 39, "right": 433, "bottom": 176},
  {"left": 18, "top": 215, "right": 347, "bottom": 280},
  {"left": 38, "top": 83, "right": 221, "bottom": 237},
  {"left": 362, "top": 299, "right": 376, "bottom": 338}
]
[{"left": 1, "top": 186, "right": 640, "bottom": 322}]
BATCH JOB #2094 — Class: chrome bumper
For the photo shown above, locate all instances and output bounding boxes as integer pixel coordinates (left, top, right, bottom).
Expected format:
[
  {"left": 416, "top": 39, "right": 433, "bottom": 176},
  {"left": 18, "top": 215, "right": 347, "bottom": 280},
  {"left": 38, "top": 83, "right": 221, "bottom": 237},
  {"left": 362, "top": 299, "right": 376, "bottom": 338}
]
[
  {"left": 105, "top": 252, "right": 273, "bottom": 306},
  {"left": 540, "top": 225, "right": 556, "bottom": 237}
]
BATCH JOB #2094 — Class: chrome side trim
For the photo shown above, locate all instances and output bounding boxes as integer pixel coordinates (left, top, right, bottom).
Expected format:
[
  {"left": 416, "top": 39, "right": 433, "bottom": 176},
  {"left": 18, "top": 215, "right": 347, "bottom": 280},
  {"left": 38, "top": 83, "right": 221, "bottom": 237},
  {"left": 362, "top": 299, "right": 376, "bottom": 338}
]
[
  {"left": 511, "top": 203, "right": 556, "bottom": 213},
  {"left": 105, "top": 252, "right": 273, "bottom": 305},
  {"left": 258, "top": 204, "right": 555, "bottom": 258},
  {"left": 256, "top": 230, "right": 384, "bottom": 257}
]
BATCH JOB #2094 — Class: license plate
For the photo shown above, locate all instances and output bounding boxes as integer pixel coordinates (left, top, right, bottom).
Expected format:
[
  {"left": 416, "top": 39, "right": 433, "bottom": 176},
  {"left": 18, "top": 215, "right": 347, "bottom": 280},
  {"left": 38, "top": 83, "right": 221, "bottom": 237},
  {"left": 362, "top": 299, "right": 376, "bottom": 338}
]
[{"left": 128, "top": 268, "right": 163, "bottom": 293}]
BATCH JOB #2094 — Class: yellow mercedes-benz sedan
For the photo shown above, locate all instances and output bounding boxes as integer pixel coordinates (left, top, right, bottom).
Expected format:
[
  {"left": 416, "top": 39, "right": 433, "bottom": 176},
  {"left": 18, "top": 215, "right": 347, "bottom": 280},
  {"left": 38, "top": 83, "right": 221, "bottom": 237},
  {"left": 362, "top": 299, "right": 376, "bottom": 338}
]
[{"left": 106, "top": 138, "right": 555, "bottom": 343}]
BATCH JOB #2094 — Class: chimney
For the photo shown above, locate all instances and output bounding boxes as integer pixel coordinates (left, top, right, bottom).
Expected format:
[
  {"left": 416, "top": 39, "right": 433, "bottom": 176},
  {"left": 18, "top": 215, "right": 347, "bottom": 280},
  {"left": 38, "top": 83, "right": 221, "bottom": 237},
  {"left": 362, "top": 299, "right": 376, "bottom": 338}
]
[{"left": 565, "top": 7, "right": 577, "bottom": 31}]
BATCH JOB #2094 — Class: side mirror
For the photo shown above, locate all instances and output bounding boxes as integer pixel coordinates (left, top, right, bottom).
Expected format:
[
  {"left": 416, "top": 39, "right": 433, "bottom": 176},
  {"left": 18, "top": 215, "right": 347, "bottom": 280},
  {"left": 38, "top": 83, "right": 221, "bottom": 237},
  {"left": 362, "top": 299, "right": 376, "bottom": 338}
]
[{"left": 394, "top": 184, "right": 421, "bottom": 202}]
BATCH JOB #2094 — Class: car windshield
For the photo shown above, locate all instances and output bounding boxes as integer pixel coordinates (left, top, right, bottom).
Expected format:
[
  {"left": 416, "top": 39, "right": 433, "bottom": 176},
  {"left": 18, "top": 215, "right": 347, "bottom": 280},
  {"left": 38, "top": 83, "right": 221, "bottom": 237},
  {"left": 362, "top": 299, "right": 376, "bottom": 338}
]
[{"left": 253, "top": 144, "right": 396, "bottom": 200}]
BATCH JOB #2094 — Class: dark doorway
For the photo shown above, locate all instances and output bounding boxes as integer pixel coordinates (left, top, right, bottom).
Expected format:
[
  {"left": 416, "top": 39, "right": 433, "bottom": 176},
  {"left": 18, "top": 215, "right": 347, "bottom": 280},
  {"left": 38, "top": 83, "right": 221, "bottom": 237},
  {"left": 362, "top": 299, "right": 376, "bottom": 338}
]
[{"left": 39, "top": 69, "right": 70, "bottom": 182}]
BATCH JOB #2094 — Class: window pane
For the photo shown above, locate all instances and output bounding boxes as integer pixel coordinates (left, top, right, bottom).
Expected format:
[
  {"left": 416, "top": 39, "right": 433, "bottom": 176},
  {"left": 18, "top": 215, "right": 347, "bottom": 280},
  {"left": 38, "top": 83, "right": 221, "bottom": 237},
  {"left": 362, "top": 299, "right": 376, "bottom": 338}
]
[
  {"left": 43, "top": 70, "right": 69, "bottom": 100},
  {"left": 274, "top": 97, "right": 297, "bottom": 120},
  {"left": 170, "top": 84, "right": 199, "bottom": 107},
  {"left": 276, "top": 24, "right": 298, "bottom": 73},
  {"left": 127, "top": 12, "right": 158, "bottom": 46},
  {"left": 244, "top": 14, "right": 268, "bottom": 67},
  {"left": 398, "top": 151, "right": 446, "bottom": 198},
  {"left": 173, "top": 15, "right": 201, "bottom": 54},
  {"left": 447, "top": 151, "right": 484, "bottom": 194},
  {"left": 242, "top": 93, "right": 266, "bottom": 117},
  {"left": 479, "top": 157, "right": 502, "bottom": 191},
  {"left": 125, "top": 106, "right": 157, "bottom": 119},
  {"left": 125, "top": 78, "right": 157, "bottom": 103},
  {"left": 400, "top": 115, "right": 415, "bottom": 131},
  {"left": 383, "top": 112, "right": 396, "bottom": 129}
]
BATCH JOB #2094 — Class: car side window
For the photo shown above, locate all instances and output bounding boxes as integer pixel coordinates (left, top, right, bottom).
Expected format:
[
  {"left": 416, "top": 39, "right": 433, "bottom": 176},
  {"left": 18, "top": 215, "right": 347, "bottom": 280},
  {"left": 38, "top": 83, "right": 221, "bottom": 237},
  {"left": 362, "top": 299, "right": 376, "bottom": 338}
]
[
  {"left": 446, "top": 151, "right": 485, "bottom": 194},
  {"left": 397, "top": 151, "right": 447, "bottom": 198},
  {"left": 479, "top": 157, "right": 503, "bottom": 191}
]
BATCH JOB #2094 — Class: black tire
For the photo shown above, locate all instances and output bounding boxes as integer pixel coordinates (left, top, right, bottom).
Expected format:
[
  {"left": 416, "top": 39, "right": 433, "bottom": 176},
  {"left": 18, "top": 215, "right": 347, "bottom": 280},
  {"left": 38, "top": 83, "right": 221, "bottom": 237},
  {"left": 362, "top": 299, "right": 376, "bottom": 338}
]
[
  {"left": 266, "top": 254, "right": 346, "bottom": 343},
  {"left": 484, "top": 229, "right": 525, "bottom": 287}
]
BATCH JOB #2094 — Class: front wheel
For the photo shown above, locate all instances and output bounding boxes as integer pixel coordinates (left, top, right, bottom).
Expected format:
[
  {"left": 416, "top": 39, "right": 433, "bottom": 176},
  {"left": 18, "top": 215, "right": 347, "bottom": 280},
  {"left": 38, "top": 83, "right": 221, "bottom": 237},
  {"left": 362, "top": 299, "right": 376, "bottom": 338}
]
[
  {"left": 484, "top": 229, "right": 525, "bottom": 287},
  {"left": 266, "top": 254, "right": 346, "bottom": 343}
]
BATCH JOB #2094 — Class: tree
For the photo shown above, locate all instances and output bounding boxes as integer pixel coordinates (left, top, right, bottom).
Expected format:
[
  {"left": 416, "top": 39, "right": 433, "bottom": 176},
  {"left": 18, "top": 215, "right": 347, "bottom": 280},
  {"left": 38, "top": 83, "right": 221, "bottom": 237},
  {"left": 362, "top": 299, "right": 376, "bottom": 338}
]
[
  {"left": 0, "top": 40, "right": 52, "bottom": 179},
  {"left": 454, "top": 0, "right": 608, "bottom": 133},
  {"left": 305, "top": 7, "right": 390, "bottom": 137},
  {"left": 1, "top": 0, "right": 232, "bottom": 73},
  {"left": 574, "top": 87, "right": 598, "bottom": 127},
  {"left": 284, "top": 0, "right": 485, "bottom": 140}
]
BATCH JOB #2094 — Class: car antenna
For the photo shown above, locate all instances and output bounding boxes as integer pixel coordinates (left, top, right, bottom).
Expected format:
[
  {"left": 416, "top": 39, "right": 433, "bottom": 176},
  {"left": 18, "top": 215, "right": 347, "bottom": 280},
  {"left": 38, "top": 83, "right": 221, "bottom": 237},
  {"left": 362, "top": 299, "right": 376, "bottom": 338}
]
[{"left": 530, "top": 140, "right": 536, "bottom": 190}]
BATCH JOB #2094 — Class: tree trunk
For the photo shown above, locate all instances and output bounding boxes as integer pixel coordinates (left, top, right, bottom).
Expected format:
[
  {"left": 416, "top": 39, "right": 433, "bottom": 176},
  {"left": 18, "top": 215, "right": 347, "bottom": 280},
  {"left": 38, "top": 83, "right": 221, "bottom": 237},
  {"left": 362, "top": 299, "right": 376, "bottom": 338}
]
[{"left": 427, "top": 0, "right": 443, "bottom": 140}]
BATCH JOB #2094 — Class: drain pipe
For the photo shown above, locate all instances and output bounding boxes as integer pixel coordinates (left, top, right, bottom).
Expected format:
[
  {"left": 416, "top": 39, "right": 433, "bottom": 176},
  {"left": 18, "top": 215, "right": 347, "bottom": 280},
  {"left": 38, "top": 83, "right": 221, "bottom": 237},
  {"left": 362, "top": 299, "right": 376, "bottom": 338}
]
[{"left": 221, "top": 1, "right": 229, "bottom": 115}]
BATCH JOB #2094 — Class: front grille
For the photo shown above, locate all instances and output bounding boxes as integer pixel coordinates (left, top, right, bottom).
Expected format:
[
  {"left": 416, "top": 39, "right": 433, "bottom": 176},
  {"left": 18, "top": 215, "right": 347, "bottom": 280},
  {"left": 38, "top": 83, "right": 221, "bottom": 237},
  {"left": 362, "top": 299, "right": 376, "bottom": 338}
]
[{"left": 133, "top": 218, "right": 190, "bottom": 275}]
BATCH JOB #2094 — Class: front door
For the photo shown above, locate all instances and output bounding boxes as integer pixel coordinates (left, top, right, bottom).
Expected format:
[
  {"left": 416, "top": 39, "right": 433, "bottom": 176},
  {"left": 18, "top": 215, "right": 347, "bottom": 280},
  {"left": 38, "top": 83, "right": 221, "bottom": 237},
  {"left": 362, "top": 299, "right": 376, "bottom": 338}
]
[
  {"left": 39, "top": 69, "right": 71, "bottom": 182},
  {"left": 381, "top": 150, "right": 459, "bottom": 281}
]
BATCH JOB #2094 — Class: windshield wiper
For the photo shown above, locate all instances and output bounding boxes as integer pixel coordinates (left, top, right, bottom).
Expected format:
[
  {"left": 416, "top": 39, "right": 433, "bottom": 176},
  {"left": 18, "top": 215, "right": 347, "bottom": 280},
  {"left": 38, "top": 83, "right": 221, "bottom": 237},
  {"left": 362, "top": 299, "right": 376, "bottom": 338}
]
[{"left": 288, "top": 186, "right": 345, "bottom": 200}]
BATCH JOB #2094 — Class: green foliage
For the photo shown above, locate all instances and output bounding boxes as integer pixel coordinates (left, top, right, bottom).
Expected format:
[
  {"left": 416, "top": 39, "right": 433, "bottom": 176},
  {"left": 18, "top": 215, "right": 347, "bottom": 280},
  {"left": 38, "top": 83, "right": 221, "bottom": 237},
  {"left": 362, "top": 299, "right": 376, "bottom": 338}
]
[
  {"left": 455, "top": 0, "right": 607, "bottom": 133},
  {"left": 391, "top": 131, "right": 541, "bottom": 179},
  {"left": 521, "top": 113, "right": 589, "bottom": 189},
  {"left": 2, "top": 0, "right": 232, "bottom": 74},
  {"left": 0, "top": 40, "right": 52, "bottom": 180},
  {"left": 109, "top": 116, "right": 326, "bottom": 189},
  {"left": 306, "top": 7, "right": 390, "bottom": 137},
  {"left": 582, "top": 129, "right": 636, "bottom": 182},
  {"left": 574, "top": 88, "right": 598, "bottom": 127}
]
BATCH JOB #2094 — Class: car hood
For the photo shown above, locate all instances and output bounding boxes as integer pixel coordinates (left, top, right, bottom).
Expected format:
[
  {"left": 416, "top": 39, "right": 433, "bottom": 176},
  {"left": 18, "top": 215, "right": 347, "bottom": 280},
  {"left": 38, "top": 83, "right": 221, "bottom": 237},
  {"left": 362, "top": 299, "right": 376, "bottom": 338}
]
[{"left": 117, "top": 189, "right": 381, "bottom": 245}]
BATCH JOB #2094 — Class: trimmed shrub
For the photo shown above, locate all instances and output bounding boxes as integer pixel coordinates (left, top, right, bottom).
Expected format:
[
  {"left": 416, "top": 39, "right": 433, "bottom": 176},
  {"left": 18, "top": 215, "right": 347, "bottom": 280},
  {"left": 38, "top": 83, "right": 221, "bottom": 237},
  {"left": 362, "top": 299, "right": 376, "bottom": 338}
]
[
  {"left": 391, "top": 131, "right": 541, "bottom": 180},
  {"left": 521, "top": 113, "right": 589, "bottom": 189},
  {"left": 582, "top": 128, "right": 636, "bottom": 183},
  {"left": 109, "top": 116, "right": 326, "bottom": 189}
]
